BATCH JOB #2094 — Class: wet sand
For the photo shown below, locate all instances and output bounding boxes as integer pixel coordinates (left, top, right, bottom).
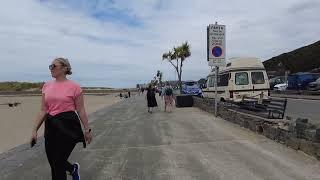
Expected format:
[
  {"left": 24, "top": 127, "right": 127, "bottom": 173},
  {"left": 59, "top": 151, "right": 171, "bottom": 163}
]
[{"left": 0, "top": 94, "right": 122, "bottom": 154}]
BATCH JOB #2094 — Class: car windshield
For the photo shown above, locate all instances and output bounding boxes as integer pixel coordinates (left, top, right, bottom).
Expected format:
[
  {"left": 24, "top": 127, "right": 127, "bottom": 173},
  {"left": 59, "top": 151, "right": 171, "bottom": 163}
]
[
  {"left": 185, "top": 82, "right": 196, "bottom": 86},
  {"left": 184, "top": 82, "right": 199, "bottom": 88},
  {"left": 270, "top": 76, "right": 285, "bottom": 84}
]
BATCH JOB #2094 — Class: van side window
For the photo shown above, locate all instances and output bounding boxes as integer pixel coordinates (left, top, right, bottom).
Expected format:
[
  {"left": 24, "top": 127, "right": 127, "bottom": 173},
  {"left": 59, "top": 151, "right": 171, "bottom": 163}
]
[
  {"left": 235, "top": 72, "right": 249, "bottom": 85},
  {"left": 218, "top": 74, "right": 229, "bottom": 86},
  {"left": 252, "top": 72, "right": 265, "bottom": 84}
]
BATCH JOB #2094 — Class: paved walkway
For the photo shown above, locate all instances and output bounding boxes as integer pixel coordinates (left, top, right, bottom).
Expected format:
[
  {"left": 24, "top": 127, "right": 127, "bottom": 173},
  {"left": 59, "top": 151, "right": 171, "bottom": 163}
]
[{"left": 1, "top": 95, "right": 320, "bottom": 180}]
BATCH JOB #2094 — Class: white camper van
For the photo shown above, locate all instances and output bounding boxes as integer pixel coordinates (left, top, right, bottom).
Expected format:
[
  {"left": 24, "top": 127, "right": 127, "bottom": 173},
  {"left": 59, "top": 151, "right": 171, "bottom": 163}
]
[{"left": 203, "top": 57, "right": 270, "bottom": 102}]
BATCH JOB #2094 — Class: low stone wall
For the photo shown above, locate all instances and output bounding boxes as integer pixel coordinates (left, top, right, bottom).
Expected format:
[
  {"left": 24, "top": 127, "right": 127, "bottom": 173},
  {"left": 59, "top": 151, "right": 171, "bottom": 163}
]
[{"left": 193, "top": 97, "right": 320, "bottom": 160}]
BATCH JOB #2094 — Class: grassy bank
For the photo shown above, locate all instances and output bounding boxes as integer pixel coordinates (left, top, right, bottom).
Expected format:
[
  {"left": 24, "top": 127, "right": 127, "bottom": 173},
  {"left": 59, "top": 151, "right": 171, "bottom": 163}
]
[
  {"left": 0, "top": 82, "right": 44, "bottom": 91},
  {"left": 0, "top": 82, "right": 138, "bottom": 96}
]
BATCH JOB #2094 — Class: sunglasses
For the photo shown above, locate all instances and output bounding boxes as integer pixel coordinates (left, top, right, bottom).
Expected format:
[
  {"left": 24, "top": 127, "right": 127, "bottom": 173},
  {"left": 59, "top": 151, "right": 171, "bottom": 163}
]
[{"left": 49, "top": 64, "right": 64, "bottom": 70}]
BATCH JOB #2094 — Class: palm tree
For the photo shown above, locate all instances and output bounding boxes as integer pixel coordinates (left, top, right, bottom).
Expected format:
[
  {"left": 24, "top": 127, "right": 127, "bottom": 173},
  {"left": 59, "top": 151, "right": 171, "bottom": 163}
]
[
  {"left": 152, "top": 76, "right": 158, "bottom": 86},
  {"left": 175, "top": 42, "right": 191, "bottom": 92},
  {"left": 162, "top": 41, "right": 191, "bottom": 93},
  {"left": 156, "top": 70, "right": 163, "bottom": 86}
]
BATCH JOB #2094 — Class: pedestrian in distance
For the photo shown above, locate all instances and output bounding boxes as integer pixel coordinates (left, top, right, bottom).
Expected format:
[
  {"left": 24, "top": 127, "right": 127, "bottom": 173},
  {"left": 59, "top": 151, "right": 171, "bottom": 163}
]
[
  {"left": 158, "top": 88, "right": 162, "bottom": 96},
  {"left": 146, "top": 84, "right": 158, "bottom": 113},
  {"left": 162, "top": 82, "right": 174, "bottom": 112},
  {"left": 128, "top": 91, "right": 131, "bottom": 98},
  {"left": 31, "top": 58, "right": 92, "bottom": 180}
]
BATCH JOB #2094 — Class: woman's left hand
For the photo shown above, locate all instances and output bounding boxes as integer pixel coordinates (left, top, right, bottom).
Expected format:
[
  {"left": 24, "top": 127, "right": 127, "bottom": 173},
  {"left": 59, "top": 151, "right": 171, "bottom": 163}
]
[{"left": 84, "top": 131, "right": 92, "bottom": 144}]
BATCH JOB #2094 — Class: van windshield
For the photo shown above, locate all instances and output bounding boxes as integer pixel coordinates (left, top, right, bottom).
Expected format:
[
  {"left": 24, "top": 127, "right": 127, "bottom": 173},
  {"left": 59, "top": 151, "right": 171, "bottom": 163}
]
[
  {"left": 251, "top": 72, "right": 265, "bottom": 84},
  {"left": 235, "top": 72, "right": 249, "bottom": 85}
]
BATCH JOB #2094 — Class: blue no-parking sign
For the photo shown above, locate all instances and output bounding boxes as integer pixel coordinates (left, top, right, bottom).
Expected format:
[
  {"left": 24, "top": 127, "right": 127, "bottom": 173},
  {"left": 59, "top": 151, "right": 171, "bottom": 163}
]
[
  {"left": 212, "top": 46, "right": 223, "bottom": 57},
  {"left": 207, "top": 24, "right": 226, "bottom": 66}
]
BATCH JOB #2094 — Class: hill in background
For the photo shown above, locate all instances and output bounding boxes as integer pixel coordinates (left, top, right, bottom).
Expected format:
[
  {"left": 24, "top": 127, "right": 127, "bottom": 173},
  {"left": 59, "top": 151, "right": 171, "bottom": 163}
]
[{"left": 263, "top": 40, "right": 320, "bottom": 76}]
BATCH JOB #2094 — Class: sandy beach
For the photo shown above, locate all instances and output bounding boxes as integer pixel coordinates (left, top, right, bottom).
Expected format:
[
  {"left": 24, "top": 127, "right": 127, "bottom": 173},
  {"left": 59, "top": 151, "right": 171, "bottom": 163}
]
[{"left": 0, "top": 93, "right": 123, "bottom": 154}]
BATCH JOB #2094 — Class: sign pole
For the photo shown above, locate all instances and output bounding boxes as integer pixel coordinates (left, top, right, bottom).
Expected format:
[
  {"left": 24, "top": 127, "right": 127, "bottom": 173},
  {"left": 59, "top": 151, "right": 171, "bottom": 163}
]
[
  {"left": 214, "top": 22, "right": 218, "bottom": 117},
  {"left": 285, "top": 70, "right": 290, "bottom": 84},
  {"left": 214, "top": 66, "right": 218, "bottom": 117}
]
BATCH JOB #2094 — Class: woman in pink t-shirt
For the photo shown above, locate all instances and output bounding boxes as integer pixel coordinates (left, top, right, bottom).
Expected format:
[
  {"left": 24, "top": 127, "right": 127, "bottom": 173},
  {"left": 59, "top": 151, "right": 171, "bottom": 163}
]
[{"left": 31, "top": 58, "right": 92, "bottom": 180}]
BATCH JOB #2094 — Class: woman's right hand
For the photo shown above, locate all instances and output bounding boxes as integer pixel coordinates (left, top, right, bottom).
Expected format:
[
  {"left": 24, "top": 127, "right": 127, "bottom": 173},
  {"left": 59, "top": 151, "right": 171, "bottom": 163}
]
[
  {"left": 84, "top": 131, "right": 92, "bottom": 144},
  {"left": 31, "top": 130, "right": 37, "bottom": 142}
]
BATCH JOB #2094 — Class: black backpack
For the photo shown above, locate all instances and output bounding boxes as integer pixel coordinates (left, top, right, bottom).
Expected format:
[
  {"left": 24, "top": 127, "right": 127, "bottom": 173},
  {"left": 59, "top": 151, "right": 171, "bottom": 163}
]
[{"left": 165, "top": 88, "right": 173, "bottom": 96}]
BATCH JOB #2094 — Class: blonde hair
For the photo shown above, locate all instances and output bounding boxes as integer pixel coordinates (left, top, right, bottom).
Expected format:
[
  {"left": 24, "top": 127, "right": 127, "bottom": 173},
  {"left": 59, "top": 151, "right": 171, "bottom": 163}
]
[{"left": 54, "top": 58, "right": 72, "bottom": 75}]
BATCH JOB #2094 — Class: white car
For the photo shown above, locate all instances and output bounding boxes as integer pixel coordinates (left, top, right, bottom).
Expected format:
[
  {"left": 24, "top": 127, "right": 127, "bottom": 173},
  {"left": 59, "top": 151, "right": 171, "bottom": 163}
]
[
  {"left": 307, "top": 77, "right": 320, "bottom": 91},
  {"left": 274, "top": 83, "right": 288, "bottom": 91}
]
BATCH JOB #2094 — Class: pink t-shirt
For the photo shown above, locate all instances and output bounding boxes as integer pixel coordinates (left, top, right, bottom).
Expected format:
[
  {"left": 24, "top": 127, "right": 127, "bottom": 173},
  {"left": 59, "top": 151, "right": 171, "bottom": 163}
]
[{"left": 42, "top": 80, "right": 82, "bottom": 116}]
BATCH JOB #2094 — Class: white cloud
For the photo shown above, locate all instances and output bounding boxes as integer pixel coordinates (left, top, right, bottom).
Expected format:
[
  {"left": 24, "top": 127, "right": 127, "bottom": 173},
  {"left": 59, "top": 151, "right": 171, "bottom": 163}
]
[{"left": 0, "top": 0, "right": 319, "bottom": 87}]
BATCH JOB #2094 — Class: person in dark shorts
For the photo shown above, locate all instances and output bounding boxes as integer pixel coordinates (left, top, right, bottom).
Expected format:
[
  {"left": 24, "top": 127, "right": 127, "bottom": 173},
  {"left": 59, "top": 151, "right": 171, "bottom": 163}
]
[
  {"left": 146, "top": 85, "right": 158, "bottom": 113},
  {"left": 31, "top": 58, "right": 92, "bottom": 180}
]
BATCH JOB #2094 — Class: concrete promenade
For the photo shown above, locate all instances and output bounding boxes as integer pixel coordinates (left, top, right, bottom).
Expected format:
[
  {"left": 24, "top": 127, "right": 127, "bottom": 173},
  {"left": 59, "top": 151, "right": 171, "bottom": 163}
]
[{"left": 1, "top": 95, "right": 320, "bottom": 180}]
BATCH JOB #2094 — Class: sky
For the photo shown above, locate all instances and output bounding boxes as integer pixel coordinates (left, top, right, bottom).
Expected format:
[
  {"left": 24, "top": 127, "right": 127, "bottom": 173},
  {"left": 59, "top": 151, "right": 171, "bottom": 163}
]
[{"left": 0, "top": 0, "right": 319, "bottom": 88}]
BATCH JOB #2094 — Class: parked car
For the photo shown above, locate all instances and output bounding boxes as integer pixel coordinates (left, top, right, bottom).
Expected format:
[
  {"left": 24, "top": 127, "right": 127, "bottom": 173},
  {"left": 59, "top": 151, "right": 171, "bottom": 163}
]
[
  {"left": 182, "top": 81, "right": 203, "bottom": 97},
  {"left": 269, "top": 76, "right": 285, "bottom": 90},
  {"left": 287, "top": 72, "right": 320, "bottom": 90},
  {"left": 274, "top": 82, "right": 288, "bottom": 91},
  {"left": 307, "top": 77, "right": 320, "bottom": 91}
]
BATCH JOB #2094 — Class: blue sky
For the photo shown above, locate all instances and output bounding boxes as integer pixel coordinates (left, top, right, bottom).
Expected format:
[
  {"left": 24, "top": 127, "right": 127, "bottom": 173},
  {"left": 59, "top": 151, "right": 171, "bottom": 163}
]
[{"left": 0, "top": 0, "right": 319, "bottom": 88}]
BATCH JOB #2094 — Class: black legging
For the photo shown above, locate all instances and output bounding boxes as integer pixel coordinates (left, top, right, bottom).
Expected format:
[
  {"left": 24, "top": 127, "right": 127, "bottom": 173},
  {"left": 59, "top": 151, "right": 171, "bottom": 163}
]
[{"left": 45, "top": 137, "right": 76, "bottom": 180}]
